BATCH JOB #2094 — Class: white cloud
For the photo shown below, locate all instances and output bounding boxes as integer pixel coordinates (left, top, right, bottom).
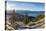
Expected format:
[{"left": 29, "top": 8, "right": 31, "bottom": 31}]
[
  {"left": 15, "top": 6, "right": 33, "bottom": 10},
  {"left": 7, "top": 6, "right": 34, "bottom": 11},
  {"left": 7, "top": 6, "right": 44, "bottom": 11}
]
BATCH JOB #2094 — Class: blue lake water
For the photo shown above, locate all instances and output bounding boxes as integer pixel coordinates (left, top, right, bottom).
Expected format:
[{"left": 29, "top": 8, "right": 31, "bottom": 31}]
[
  {"left": 16, "top": 10, "right": 44, "bottom": 17},
  {"left": 6, "top": 10, "right": 44, "bottom": 17}
]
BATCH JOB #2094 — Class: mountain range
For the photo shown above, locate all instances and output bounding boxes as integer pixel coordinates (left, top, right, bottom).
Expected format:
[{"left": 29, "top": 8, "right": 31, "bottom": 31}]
[{"left": 6, "top": 10, "right": 44, "bottom": 17}]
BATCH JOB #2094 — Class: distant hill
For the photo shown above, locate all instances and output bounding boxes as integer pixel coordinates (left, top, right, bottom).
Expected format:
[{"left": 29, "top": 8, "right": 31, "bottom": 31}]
[{"left": 6, "top": 10, "right": 44, "bottom": 17}]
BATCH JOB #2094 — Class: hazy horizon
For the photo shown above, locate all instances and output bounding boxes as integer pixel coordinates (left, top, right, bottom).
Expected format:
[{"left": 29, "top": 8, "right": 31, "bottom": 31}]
[{"left": 6, "top": 10, "right": 44, "bottom": 17}]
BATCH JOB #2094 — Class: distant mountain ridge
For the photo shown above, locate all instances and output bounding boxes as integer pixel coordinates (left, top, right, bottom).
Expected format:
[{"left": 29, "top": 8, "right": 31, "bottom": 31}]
[
  {"left": 6, "top": 10, "right": 44, "bottom": 17},
  {"left": 16, "top": 10, "right": 44, "bottom": 13}
]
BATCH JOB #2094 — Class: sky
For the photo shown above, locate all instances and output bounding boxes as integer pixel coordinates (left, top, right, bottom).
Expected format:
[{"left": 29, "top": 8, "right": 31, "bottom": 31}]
[
  {"left": 6, "top": 1, "right": 44, "bottom": 11},
  {"left": 6, "top": 0, "right": 44, "bottom": 3},
  {"left": 5, "top": 1, "right": 44, "bottom": 16}
]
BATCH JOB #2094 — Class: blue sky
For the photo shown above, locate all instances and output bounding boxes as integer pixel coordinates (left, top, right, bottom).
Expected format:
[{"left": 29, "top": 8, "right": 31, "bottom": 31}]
[
  {"left": 6, "top": 1, "right": 44, "bottom": 16},
  {"left": 6, "top": 1, "right": 44, "bottom": 11}
]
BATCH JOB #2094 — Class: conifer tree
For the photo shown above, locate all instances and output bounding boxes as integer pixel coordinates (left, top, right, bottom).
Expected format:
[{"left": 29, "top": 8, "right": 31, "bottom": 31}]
[
  {"left": 9, "top": 10, "right": 16, "bottom": 26},
  {"left": 23, "top": 13, "right": 30, "bottom": 25}
]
